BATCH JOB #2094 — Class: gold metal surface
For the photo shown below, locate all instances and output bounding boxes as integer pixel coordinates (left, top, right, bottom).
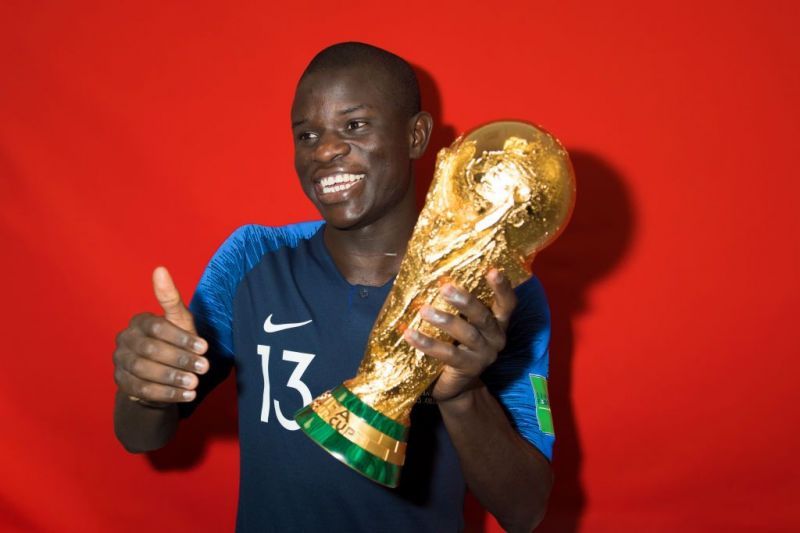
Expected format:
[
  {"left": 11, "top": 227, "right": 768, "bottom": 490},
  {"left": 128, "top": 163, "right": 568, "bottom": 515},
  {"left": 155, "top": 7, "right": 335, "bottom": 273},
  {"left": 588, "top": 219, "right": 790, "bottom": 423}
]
[
  {"left": 343, "top": 121, "right": 575, "bottom": 423},
  {"left": 310, "top": 392, "right": 407, "bottom": 465}
]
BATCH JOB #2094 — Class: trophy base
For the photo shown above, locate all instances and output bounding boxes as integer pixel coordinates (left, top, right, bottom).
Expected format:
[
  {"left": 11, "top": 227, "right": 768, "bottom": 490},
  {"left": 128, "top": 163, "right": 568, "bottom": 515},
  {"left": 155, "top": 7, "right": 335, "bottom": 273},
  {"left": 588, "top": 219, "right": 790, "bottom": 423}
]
[{"left": 295, "top": 385, "right": 409, "bottom": 488}]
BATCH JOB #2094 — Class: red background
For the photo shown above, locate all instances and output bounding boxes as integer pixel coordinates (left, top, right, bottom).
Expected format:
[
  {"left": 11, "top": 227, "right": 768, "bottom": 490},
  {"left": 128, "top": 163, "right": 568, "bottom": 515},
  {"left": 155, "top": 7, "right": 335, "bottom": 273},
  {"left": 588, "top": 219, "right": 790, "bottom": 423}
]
[{"left": 1, "top": 1, "right": 798, "bottom": 531}]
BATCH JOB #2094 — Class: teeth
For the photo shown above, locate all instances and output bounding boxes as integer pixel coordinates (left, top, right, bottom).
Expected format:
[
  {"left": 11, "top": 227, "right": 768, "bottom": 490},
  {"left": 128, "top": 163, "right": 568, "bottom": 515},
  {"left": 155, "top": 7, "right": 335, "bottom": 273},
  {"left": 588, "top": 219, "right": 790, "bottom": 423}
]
[
  {"left": 319, "top": 173, "right": 365, "bottom": 187},
  {"left": 322, "top": 181, "right": 360, "bottom": 194}
]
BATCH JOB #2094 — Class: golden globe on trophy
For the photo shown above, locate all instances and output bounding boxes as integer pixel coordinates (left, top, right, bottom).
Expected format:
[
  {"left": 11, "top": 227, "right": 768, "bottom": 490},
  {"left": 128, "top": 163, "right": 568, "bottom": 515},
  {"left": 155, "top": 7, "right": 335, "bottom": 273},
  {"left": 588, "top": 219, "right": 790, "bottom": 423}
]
[{"left": 295, "top": 120, "right": 576, "bottom": 487}]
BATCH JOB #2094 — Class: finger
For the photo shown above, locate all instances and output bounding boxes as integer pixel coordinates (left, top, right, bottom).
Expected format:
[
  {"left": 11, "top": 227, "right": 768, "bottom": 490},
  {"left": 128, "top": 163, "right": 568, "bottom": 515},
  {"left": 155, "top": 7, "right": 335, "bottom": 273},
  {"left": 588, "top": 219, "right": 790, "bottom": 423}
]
[
  {"left": 131, "top": 314, "right": 208, "bottom": 357},
  {"left": 152, "top": 266, "right": 195, "bottom": 333},
  {"left": 403, "top": 328, "right": 484, "bottom": 375},
  {"left": 127, "top": 332, "right": 209, "bottom": 374},
  {"left": 441, "top": 283, "right": 505, "bottom": 349},
  {"left": 419, "top": 305, "right": 490, "bottom": 354},
  {"left": 121, "top": 352, "right": 199, "bottom": 390},
  {"left": 487, "top": 269, "right": 517, "bottom": 330},
  {"left": 115, "top": 367, "right": 196, "bottom": 403}
]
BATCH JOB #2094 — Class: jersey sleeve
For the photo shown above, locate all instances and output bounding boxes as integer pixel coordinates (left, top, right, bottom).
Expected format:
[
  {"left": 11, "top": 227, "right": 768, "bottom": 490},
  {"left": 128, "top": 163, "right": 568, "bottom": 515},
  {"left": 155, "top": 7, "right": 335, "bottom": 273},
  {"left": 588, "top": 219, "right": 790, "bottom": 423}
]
[
  {"left": 481, "top": 276, "right": 555, "bottom": 460},
  {"left": 189, "top": 226, "right": 256, "bottom": 361},
  {"left": 178, "top": 226, "right": 253, "bottom": 417},
  {"left": 181, "top": 222, "right": 324, "bottom": 418}
]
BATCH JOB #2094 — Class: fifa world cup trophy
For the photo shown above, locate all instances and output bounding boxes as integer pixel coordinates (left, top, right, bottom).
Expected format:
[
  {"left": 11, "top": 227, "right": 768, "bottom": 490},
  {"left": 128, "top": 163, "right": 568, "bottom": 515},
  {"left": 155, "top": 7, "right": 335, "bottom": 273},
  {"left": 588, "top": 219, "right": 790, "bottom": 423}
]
[{"left": 295, "top": 121, "right": 576, "bottom": 486}]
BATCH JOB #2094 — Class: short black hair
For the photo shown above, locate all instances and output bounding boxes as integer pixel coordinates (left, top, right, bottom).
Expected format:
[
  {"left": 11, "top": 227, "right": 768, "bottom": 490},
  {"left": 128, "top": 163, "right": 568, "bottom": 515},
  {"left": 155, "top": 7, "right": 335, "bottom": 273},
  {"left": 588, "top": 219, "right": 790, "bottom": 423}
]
[{"left": 301, "top": 42, "right": 421, "bottom": 118}]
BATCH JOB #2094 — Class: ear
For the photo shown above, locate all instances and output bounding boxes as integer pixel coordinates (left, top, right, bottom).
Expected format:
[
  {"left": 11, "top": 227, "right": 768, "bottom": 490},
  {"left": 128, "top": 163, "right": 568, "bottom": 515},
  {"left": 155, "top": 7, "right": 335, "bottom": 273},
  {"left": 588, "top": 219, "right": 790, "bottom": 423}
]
[{"left": 408, "top": 111, "right": 433, "bottom": 160}]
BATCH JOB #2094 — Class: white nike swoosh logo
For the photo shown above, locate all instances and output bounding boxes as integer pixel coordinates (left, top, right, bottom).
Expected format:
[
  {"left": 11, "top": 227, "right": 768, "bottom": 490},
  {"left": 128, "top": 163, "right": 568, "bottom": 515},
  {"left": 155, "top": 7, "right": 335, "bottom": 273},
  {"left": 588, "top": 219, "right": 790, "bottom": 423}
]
[{"left": 263, "top": 314, "right": 312, "bottom": 333}]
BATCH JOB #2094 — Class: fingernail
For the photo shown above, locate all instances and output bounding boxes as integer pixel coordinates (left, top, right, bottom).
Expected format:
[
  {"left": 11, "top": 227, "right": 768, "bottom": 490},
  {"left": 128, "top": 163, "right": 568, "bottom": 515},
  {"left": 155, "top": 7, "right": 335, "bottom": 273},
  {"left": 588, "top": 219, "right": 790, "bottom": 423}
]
[
  {"left": 442, "top": 285, "right": 467, "bottom": 305},
  {"left": 493, "top": 270, "right": 504, "bottom": 283},
  {"left": 182, "top": 390, "right": 196, "bottom": 400},
  {"left": 194, "top": 358, "right": 208, "bottom": 372},
  {"left": 193, "top": 339, "right": 207, "bottom": 353},
  {"left": 421, "top": 305, "right": 448, "bottom": 325},
  {"left": 405, "top": 328, "right": 431, "bottom": 347}
]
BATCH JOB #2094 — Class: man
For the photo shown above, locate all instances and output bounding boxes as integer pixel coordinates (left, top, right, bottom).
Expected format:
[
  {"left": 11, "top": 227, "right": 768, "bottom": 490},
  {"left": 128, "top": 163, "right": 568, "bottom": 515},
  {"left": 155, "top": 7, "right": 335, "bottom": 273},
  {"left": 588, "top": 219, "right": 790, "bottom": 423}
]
[{"left": 113, "top": 42, "right": 553, "bottom": 532}]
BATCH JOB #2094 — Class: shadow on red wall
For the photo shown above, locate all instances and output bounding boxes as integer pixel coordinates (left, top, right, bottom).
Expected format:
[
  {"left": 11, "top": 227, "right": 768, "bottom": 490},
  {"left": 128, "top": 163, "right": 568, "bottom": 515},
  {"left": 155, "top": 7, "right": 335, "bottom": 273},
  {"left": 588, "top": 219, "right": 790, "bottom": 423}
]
[
  {"left": 414, "top": 65, "right": 456, "bottom": 207},
  {"left": 146, "top": 378, "right": 238, "bottom": 470},
  {"left": 536, "top": 151, "right": 635, "bottom": 532}
]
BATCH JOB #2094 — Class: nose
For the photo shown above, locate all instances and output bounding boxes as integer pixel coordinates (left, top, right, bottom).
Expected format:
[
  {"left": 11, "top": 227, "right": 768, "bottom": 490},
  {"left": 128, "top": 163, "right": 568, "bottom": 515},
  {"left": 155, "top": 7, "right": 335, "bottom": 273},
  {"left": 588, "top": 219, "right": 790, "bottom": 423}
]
[{"left": 313, "top": 130, "right": 350, "bottom": 162}]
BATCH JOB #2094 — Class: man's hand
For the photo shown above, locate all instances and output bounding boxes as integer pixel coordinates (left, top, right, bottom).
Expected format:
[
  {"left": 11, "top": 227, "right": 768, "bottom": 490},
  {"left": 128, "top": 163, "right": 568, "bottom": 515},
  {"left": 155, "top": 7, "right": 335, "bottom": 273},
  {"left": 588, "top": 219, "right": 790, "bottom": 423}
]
[
  {"left": 113, "top": 267, "right": 209, "bottom": 407},
  {"left": 403, "top": 268, "right": 517, "bottom": 403}
]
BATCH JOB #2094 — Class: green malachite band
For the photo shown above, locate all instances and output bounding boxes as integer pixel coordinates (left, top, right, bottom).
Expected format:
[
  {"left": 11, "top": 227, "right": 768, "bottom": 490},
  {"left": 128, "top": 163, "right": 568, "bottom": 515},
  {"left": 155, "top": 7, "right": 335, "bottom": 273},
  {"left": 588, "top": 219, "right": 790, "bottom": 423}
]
[
  {"left": 295, "top": 404, "right": 401, "bottom": 487},
  {"left": 332, "top": 385, "right": 409, "bottom": 441}
]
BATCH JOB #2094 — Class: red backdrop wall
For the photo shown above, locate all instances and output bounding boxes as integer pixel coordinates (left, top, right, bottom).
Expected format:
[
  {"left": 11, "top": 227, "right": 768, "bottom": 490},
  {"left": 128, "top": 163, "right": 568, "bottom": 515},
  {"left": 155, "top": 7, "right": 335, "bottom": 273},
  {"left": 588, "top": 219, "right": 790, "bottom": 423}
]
[{"left": 1, "top": 1, "right": 798, "bottom": 531}]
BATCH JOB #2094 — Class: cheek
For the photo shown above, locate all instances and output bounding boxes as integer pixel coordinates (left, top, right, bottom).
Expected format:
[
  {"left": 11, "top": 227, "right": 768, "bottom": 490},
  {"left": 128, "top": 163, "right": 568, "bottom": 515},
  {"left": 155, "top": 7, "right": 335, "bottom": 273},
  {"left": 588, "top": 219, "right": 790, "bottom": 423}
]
[
  {"left": 377, "top": 145, "right": 413, "bottom": 189},
  {"left": 364, "top": 142, "right": 397, "bottom": 178}
]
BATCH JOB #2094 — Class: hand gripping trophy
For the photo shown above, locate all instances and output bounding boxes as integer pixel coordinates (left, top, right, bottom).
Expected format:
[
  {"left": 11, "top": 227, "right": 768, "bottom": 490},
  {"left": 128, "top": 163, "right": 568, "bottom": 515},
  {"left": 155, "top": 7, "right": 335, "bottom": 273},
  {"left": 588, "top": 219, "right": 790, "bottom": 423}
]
[{"left": 295, "top": 120, "right": 576, "bottom": 487}]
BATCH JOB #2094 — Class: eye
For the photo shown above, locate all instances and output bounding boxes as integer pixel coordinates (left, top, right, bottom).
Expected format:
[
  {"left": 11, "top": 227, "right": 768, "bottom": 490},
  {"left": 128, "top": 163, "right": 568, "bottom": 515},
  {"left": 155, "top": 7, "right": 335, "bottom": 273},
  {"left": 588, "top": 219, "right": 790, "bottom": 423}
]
[
  {"left": 297, "top": 131, "right": 318, "bottom": 142},
  {"left": 346, "top": 120, "right": 368, "bottom": 131}
]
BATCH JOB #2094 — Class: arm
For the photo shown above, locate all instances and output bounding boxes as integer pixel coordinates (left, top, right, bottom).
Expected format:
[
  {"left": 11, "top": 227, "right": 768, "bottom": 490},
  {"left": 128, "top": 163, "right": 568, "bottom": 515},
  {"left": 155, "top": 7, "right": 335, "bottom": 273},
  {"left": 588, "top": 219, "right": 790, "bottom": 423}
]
[
  {"left": 439, "top": 384, "right": 552, "bottom": 532},
  {"left": 403, "top": 270, "right": 552, "bottom": 532},
  {"left": 114, "top": 390, "right": 179, "bottom": 453}
]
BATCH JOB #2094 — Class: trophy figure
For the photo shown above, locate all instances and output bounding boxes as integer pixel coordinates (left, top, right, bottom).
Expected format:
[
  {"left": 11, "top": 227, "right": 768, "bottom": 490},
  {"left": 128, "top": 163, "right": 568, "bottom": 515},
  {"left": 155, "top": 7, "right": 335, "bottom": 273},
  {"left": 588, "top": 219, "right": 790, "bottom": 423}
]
[{"left": 295, "top": 120, "right": 576, "bottom": 487}]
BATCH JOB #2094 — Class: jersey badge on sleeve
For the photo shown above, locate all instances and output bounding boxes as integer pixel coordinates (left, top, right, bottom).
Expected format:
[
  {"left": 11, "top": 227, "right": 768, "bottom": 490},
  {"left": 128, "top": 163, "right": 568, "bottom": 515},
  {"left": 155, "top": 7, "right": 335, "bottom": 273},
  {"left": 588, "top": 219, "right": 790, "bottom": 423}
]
[{"left": 529, "top": 374, "right": 555, "bottom": 436}]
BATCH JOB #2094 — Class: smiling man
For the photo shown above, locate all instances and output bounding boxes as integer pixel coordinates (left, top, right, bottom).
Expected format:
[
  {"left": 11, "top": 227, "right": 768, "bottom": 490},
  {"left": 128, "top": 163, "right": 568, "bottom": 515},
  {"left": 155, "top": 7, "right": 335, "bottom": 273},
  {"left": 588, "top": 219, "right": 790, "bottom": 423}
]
[{"left": 113, "top": 42, "right": 554, "bottom": 532}]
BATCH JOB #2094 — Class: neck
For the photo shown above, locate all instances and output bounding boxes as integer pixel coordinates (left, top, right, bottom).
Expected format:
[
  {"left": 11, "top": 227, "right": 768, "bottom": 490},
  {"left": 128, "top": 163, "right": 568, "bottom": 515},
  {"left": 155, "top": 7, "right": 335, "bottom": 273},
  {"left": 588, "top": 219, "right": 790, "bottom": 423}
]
[{"left": 323, "top": 190, "right": 417, "bottom": 287}]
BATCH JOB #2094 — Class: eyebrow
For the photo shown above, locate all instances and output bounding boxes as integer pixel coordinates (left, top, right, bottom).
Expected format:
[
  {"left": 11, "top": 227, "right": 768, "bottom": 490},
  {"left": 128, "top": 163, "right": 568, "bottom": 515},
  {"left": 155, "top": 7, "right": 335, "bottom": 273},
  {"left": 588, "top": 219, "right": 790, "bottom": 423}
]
[
  {"left": 291, "top": 104, "right": 371, "bottom": 128},
  {"left": 339, "top": 104, "right": 369, "bottom": 115}
]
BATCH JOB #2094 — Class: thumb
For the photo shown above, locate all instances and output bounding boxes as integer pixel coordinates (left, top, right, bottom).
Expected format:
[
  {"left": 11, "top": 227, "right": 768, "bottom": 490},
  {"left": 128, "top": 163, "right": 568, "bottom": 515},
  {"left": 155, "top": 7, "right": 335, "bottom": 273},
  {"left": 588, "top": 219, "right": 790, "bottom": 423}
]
[{"left": 152, "top": 266, "right": 196, "bottom": 333}]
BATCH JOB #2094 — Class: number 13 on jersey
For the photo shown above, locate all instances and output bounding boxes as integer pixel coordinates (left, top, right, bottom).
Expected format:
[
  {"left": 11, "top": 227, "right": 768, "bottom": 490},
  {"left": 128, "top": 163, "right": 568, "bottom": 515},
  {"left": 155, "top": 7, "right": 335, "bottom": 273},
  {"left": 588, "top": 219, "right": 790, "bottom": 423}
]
[{"left": 257, "top": 345, "right": 315, "bottom": 431}]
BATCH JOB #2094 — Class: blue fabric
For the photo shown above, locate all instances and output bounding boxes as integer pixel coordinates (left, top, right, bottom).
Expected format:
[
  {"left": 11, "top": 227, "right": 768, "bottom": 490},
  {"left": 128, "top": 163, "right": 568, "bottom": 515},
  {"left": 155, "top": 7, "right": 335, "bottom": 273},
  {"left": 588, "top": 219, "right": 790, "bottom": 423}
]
[
  {"left": 482, "top": 276, "right": 555, "bottom": 459},
  {"left": 185, "top": 222, "right": 554, "bottom": 532},
  {"left": 189, "top": 221, "right": 323, "bottom": 360}
]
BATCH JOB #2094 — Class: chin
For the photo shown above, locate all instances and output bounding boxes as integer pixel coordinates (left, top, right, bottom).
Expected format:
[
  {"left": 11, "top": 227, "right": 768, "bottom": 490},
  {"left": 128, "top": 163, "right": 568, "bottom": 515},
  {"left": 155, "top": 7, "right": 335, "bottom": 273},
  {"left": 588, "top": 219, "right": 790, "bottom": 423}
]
[{"left": 318, "top": 205, "right": 371, "bottom": 231}]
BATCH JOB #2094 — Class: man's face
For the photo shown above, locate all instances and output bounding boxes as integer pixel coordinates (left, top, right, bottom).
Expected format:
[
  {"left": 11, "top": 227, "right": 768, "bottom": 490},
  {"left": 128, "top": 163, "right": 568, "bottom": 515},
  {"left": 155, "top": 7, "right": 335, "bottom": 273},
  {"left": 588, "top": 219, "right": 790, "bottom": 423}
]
[{"left": 291, "top": 67, "right": 415, "bottom": 230}]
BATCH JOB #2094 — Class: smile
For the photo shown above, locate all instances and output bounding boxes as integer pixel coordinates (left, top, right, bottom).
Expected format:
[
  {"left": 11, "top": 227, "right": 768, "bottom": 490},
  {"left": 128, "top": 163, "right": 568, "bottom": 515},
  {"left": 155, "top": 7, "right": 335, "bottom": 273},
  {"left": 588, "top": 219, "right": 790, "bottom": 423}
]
[{"left": 318, "top": 173, "right": 365, "bottom": 194}]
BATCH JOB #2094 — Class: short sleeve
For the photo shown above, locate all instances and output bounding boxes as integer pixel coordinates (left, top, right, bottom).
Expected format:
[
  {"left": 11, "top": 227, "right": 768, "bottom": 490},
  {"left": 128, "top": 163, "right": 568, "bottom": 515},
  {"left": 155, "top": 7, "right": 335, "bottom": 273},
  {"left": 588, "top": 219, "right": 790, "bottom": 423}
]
[
  {"left": 178, "top": 226, "right": 255, "bottom": 418},
  {"left": 481, "top": 276, "right": 555, "bottom": 460},
  {"left": 189, "top": 226, "right": 258, "bottom": 361},
  {"left": 180, "top": 222, "right": 323, "bottom": 418}
]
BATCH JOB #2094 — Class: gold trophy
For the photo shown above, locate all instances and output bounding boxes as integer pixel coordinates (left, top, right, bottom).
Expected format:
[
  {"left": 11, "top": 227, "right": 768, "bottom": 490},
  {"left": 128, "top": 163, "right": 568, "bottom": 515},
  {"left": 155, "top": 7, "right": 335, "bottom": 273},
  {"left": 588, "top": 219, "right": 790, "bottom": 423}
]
[{"left": 295, "top": 120, "right": 576, "bottom": 486}]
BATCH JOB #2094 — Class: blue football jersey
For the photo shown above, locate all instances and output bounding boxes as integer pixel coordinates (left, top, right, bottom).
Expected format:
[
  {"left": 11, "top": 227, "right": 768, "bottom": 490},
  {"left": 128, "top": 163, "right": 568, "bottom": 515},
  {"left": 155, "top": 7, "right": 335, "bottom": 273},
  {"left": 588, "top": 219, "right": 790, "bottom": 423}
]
[{"left": 184, "top": 222, "right": 554, "bottom": 532}]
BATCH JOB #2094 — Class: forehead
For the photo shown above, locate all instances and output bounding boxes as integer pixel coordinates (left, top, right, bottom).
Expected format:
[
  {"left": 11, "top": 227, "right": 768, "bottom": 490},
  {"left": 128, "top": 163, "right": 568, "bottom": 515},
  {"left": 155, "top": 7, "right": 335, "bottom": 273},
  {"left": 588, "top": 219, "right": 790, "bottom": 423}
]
[{"left": 291, "top": 67, "right": 396, "bottom": 119}]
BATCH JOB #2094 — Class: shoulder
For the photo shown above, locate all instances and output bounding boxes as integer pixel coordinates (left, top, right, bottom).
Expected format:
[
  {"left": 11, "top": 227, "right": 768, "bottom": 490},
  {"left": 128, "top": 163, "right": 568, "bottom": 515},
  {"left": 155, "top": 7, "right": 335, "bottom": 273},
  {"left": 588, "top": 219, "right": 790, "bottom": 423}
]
[
  {"left": 206, "top": 221, "right": 323, "bottom": 274},
  {"left": 192, "top": 220, "right": 323, "bottom": 309},
  {"left": 189, "top": 221, "right": 323, "bottom": 356},
  {"left": 515, "top": 275, "right": 547, "bottom": 300},
  {"left": 484, "top": 276, "right": 551, "bottom": 390},
  {"left": 228, "top": 221, "right": 324, "bottom": 245},
  {"left": 216, "top": 221, "right": 323, "bottom": 258},
  {"left": 509, "top": 275, "right": 550, "bottom": 329}
]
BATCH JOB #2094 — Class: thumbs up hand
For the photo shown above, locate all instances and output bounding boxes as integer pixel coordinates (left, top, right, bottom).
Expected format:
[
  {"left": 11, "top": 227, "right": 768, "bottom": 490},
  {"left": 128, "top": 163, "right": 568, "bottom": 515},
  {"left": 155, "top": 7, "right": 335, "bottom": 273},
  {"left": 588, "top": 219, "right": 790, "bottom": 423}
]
[
  {"left": 152, "top": 266, "right": 197, "bottom": 335},
  {"left": 113, "top": 267, "right": 210, "bottom": 407}
]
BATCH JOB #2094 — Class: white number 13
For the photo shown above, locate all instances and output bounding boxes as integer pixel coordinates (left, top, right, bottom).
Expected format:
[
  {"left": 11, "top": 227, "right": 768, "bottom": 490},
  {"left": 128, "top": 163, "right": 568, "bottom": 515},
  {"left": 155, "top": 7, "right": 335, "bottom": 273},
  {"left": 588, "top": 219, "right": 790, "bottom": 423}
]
[{"left": 258, "top": 345, "right": 315, "bottom": 431}]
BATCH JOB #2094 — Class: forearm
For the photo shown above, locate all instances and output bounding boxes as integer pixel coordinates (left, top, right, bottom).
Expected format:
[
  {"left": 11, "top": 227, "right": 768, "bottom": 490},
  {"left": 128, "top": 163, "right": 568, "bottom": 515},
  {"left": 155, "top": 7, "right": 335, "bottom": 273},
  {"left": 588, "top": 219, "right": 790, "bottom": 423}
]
[
  {"left": 113, "top": 390, "right": 180, "bottom": 453},
  {"left": 439, "top": 382, "right": 553, "bottom": 532}
]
